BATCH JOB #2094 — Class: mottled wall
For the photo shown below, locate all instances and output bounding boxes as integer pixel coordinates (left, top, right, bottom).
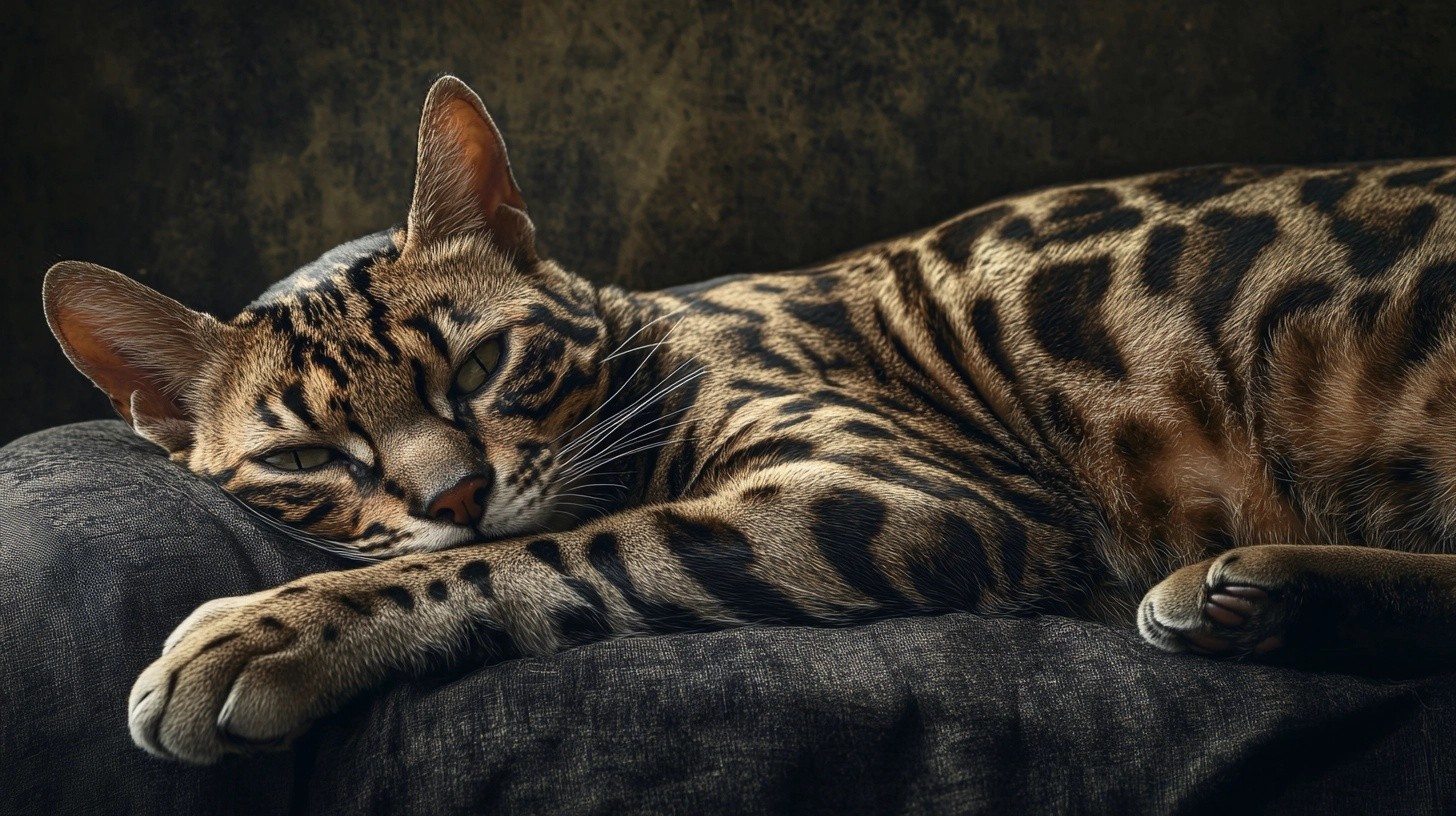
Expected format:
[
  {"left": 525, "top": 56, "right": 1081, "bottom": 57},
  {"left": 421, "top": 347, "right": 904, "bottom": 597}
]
[{"left": 6, "top": 0, "right": 1456, "bottom": 443}]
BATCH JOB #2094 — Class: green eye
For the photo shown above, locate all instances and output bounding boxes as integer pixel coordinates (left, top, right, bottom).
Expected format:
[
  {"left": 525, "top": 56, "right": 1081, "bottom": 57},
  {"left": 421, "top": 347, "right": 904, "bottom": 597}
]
[
  {"left": 263, "top": 447, "right": 338, "bottom": 471},
  {"left": 453, "top": 338, "right": 502, "bottom": 395}
]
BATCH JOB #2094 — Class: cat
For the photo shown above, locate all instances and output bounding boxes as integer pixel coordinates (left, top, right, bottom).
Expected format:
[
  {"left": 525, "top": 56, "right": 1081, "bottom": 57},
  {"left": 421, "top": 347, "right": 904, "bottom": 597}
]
[{"left": 43, "top": 75, "right": 1456, "bottom": 764}]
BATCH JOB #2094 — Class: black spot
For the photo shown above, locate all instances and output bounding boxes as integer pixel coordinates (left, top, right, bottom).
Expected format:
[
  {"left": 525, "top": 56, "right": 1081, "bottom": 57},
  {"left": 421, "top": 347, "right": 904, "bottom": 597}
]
[
  {"left": 909, "top": 513, "right": 991, "bottom": 610},
  {"left": 538, "top": 283, "right": 599, "bottom": 318},
  {"left": 1191, "top": 211, "right": 1280, "bottom": 346},
  {"left": 664, "top": 425, "right": 701, "bottom": 498},
  {"left": 1149, "top": 165, "right": 1271, "bottom": 207},
  {"left": 740, "top": 484, "right": 783, "bottom": 503},
  {"left": 998, "top": 217, "right": 1035, "bottom": 241},
  {"left": 784, "top": 298, "right": 864, "bottom": 350},
  {"left": 933, "top": 204, "right": 1012, "bottom": 265},
  {"left": 1401, "top": 263, "right": 1456, "bottom": 371},
  {"left": 728, "top": 378, "right": 797, "bottom": 398},
  {"left": 427, "top": 580, "right": 449, "bottom": 601},
  {"left": 1114, "top": 420, "right": 1164, "bottom": 468},
  {"left": 731, "top": 325, "right": 799, "bottom": 374},
  {"left": 1025, "top": 256, "right": 1127, "bottom": 378},
  {"left": 1266, "top": 449, "right": 1303, "bottom": 506},
  {"left": 336, "top": 595, "right": 372, "bottom": 616},
  {"left": 1173, "top": 368, "right": 1224, "bottom": 437},
  {"left": 777, "top": 398, "right": 818, "bottom": 415},
  {"left": 259, "top": 616, "right": 284, "bottom": 630},
  {"left": 1004, "top": 206, "right": 1143, "bottom": 249},
  {"left": 1349, "top": 290, "right": 1388, "bottom": 332},
  {"left": 704, "top": 438, "right": 816, "bottom": 481},
  {"left": 1300, "top": 174, "right": 1358, "bottom": 213},
  {"left": 280, "top": 383, "right": 318, "bottom": 429},
  {"left": 403, "top": 315, "right": 451, "bottom": 361},
  {"left": 809, "top": 491, "right": 914, "bottom": 612},
  {"left": 459, "top": 561, "right": 494, "bottom": 597},
  {"left": 1252, "top": 281, "right": 1335, "bottom": 391},
  {"left": 1044, "top": 390, "right": 1086, "bottom": 445},
  {"left": 1385, "top": 167, "right": 1448, "bottom": 188},
  {"left": 256, "top": 396, "right": 283, "bottom": 429},
  {"left": 294, "top": 500, "right": 336, "bottom": 528},
  {"left": 527, "top": 538, "right": 565, "bottom": 572},
  {"left": 554, "top": 603, "right": 614, "bottom": 648},
  {"left": 1139, "top": 224, "right": 1187, "bottom": 295},
  {"left": 520, "top": 303, "right": 602, "bottom": 344},
  {"left": 380, "top": 586, "right": 415, "bottom": 610},
  {"left": 1331, "top": 204, "right": 1438, "bottom": 280},
  {"left": 309, "top": 346, "right": 350, "bottom": 388},
  {"left": 409, "top": 358, "right": 433, "bottom": 410},
  {"left": 1049, "top": 188, "right": 1121, "bottom": 221},
  {"left": 584, "top": 532, "right": 715, "bottom": 633},
  {"left": 839, "top": 420, "right": 895, "bottom": 440},
  {"left": 969, "top": 298, "right": 1016, "bottom": 383},
  {"left": 657, "top": 510, "right": 815, "bottom": 625},
  {"left": 344, "top": 260, "right": 402, "bottom": 363},
  {"left": 321, "top": 624, "right": 338, "bottom": 642}
]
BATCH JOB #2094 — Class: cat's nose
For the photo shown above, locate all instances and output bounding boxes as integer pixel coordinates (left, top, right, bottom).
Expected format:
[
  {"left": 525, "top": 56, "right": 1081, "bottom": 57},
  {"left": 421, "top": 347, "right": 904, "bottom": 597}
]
[{"left": 427, "top": 472, "right": 492, "bottom": 526}]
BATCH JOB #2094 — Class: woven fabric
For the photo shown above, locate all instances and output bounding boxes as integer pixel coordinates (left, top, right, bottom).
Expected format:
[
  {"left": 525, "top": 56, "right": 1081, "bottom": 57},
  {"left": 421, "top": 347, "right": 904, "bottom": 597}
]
[{"left": 2, "top": 422, "right": 1451, "bottom": 815}]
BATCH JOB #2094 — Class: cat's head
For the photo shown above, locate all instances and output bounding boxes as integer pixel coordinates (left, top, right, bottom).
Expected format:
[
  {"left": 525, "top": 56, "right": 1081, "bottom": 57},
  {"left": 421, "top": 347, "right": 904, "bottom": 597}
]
[{"left": 44, "top": 76, "right": 629, "bottom": 557}]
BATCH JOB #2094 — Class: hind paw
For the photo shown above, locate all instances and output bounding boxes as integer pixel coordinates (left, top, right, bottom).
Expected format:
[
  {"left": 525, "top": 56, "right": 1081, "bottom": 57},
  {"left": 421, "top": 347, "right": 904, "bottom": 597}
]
[{"left": 1138, "top": 547, "right": 1302, "bottom": 659}]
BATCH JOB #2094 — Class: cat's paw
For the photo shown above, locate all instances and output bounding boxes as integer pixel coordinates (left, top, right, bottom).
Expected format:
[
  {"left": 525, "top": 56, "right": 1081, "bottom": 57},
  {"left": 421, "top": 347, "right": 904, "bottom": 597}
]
[
  {"left": 1137, "top": 546, "right": 1302, "bottom": 659},
  {"left": 128, "top": 587, "right": 352, "bottom": 764}
]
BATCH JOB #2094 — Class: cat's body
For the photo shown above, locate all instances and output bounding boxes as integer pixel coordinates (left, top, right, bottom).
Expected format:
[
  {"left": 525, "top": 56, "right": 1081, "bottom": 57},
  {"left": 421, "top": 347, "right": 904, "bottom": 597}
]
[{"left": 43, "top": 77, "right": 1456, "bottom": 764}]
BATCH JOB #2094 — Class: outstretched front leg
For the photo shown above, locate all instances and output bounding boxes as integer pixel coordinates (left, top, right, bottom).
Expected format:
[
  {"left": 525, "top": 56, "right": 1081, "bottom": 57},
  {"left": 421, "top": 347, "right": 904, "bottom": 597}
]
[
  {"left": 129, "top": 462, "right": 1065, "bottom": 764},
  {"left": 1138, "top": 544, "right": 1456, "bottom": 674}
]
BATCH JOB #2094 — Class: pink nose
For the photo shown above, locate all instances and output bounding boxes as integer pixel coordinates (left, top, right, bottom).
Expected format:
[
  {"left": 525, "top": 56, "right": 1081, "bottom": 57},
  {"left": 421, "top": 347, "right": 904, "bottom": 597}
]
[{"left": 427, "top": 474, "right": 491, "bottom": 526}]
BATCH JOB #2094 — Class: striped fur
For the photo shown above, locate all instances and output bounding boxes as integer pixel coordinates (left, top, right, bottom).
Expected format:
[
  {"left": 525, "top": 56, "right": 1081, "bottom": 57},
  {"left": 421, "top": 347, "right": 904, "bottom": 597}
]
[{"left": 43, "top": 78, "right": 1456, "bottom": 763}]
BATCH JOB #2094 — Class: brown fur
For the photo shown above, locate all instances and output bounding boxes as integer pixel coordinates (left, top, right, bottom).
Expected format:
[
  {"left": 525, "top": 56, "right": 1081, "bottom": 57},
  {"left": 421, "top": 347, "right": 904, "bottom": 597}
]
[{"left": 44, "top": 77, "right": 1456, "bottom": 763}]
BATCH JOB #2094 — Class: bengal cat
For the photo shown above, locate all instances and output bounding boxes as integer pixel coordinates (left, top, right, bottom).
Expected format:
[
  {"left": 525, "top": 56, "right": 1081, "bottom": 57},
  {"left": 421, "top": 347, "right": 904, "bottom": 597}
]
[{"left": 43, "top": 76, "right": 1456, "bottom": 764}]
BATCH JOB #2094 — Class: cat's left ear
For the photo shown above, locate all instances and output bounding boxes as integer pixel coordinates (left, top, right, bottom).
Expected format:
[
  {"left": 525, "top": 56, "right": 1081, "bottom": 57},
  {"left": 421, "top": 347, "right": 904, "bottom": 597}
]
[{"left": 404, "top": 75, "right": 536, "bottom": 261}]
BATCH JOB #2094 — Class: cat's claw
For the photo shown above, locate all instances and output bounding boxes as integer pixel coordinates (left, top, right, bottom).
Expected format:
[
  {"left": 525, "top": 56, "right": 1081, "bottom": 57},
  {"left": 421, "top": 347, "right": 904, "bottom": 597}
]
[{"left": 1138, "top": 549, "right": 1295, "bottom": 659}]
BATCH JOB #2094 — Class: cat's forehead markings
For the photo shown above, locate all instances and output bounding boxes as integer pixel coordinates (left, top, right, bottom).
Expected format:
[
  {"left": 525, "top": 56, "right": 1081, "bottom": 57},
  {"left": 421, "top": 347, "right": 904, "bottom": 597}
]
[{"left": 279, "top": 382, "right": 321, "bottom": 431}]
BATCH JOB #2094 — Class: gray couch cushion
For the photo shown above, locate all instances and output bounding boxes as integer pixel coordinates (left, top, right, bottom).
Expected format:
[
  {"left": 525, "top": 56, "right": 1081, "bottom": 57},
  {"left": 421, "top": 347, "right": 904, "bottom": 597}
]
[{"left": 2, "top": 421, "right": 1454, "bottom": 814}]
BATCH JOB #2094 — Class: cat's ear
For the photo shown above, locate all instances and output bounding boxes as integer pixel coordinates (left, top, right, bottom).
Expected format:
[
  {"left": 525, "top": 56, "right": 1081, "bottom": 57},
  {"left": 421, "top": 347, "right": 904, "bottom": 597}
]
[
  {"left": 43, "top": 262, "right": 222, "bottom": 453},
  {"left": 404, "top": 75, "right": 535, "bottom": 260}
]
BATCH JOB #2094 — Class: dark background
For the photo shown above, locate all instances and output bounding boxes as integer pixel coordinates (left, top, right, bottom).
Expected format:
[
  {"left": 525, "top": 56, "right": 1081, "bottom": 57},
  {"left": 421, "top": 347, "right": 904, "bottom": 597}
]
[{"left": 6, "top": 0, "right": 1456, "bottom": 444}]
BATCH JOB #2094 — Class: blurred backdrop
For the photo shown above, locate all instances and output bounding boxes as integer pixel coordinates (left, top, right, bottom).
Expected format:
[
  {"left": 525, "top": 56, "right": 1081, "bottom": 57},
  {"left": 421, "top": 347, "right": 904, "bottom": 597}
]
[{"left": 6, "top": 0, "right": 1456, "bottom": 443}]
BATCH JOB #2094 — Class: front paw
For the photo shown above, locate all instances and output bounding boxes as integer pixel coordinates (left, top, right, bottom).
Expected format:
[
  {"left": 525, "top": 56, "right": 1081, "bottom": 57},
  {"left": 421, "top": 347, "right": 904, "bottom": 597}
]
[
  {"left": 1138, "top": 547, "right": 1300, "bottom": 659},
  {"left": 128, "top": 588, "right": 351, "bottom": 764}
]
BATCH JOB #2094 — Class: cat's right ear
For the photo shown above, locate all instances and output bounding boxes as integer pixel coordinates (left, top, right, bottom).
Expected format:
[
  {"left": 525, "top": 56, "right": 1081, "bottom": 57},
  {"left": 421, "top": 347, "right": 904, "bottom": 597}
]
[{"left": 43, "top": 262, "right": 222, "bottom": 453}]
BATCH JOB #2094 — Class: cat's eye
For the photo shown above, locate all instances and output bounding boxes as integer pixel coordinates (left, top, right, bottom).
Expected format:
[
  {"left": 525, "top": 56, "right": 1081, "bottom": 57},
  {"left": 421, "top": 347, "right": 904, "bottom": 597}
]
[
  {"left": 453, "top": 338, "right": 502, "bottom": 395},
  {"left": 262, "top": 447, "right": 339, "bottom": 471}
]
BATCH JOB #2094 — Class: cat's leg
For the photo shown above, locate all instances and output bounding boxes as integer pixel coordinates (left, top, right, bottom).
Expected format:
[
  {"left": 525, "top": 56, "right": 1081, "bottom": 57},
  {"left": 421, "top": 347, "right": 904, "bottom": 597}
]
[
  {"left": 127, "top": 462, "right": 1070, "bottom": 764},
  {"left": 1137, "top": 544, "right": 1456, "bottom": 672}
]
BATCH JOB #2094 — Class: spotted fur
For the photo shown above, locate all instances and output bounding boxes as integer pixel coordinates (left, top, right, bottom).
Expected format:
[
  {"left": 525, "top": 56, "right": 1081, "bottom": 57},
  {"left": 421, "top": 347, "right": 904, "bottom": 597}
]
[{"left": 43, "top": 77, "right": 1456, "bottom": 763}]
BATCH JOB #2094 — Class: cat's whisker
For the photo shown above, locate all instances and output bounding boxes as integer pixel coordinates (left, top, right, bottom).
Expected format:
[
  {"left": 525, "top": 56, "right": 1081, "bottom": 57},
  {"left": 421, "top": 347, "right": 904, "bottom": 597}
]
[
  {"left": 558, "top": 437, "right": 696, "bottom": 483},
  {"left": 557, "top": 415, "right": 698, "bottom": 477},
  {"left": 555, "top": 402, "right": 694, "bottom": 467},
  {"left": 601, "top": 304, "right": 691, "bottom": 360},
  {"left": 554, "top": 361, "right": 704, "bottom": 460},
  {"left": 550, "top": 351, "right": 695, "bottom": 462},
  {"left": 553, "top": 390, "right": 701, "bottom": 483},
  {"left": 548, "top": 314, "right": 690, "bottom": 449},
  {"left": 218, "top": 490, "right": 381, "bottom": 563}
]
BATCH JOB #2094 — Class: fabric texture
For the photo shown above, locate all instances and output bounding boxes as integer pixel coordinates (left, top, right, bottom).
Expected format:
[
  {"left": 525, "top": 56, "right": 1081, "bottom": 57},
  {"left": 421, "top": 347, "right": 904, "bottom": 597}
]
[{"left": 1, "top": 421, "right": 1453, "bottom": 815}]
